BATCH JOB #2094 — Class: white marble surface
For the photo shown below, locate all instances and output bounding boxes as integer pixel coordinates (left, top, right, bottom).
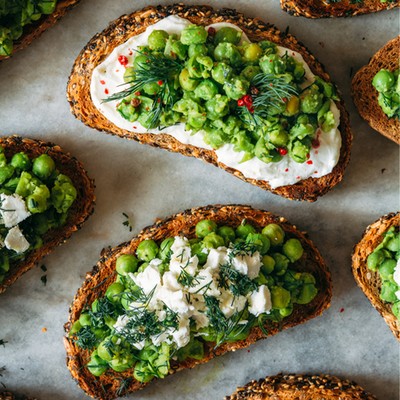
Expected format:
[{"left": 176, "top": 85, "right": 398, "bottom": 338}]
[{"left": 0, "top": 1, "right": 399, "bottom": 399}]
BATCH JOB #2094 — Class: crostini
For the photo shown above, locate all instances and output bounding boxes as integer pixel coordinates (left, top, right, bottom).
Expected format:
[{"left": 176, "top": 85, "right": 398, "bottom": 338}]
[
  {"left": 280, "top": 0, "right": 399, "bottom": 18},
  {"left": 0, "top": 136, "right": 95, "bottom": 294},
  {"left": 0, "top": 0, "right": 81, "bottom": 61},
  {"left": 64, "top": 204, "right": 332, "bottom": 399},
  {"left": 226, "top": 373, "right": 377, "bottom": 399},
  {"left": 352, "top": 36, "right": 400, "bottom": 144},
  {"left": 352, "top": 212, "right": 400, "bottom": 340},
  {"left": 67, "top": 4, "right": 352, "bottom": 202}
]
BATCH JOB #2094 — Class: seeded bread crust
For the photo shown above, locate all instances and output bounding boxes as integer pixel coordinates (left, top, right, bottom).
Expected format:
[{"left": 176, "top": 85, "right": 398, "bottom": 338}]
[
  {"left": 0, "top": 136, "right": 95, "bottom": 294},
  {"left": 64, "top": 204, "right": 332, "bottom": 400},
  {"left": 225, "top": 373, "right": 377, "bottom": 399},
  {"left": 352, "top": 212, "right": 400, "bottom": 340},
  {"left": 351, "top": 36, "right": 400, "bottom": 144},
  {"left": 280, "top": 0, "right": 399, "bottom": 18},
  {"left": 67, "top": 3, "right": 352, "bottom": 202},
  {"left": 0, "top": 0, "right": 81, "bottom": 61},
  {"left": 0, "top": 392, "right": 36, "bottom": 400}
]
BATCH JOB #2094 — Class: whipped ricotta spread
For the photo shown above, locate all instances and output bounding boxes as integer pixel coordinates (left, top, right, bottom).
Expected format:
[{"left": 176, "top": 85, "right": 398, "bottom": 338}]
[
  {"left": 113, "top": 236, "right": 271, "bottom": 350},
  {"left": 91, "top": 15, "right": 342, "bottom": 188}
]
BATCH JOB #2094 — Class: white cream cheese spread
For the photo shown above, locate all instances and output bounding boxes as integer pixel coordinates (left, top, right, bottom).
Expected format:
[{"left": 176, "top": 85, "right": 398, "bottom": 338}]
[{"left": 91, "top": 15, "right": 341, "bottom": 189}]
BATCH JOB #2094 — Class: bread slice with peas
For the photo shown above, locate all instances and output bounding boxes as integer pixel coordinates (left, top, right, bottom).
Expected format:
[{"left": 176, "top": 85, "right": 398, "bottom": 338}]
[
  {"left": 352, "top": 212, "right": 400, "bottom": 340},
  {"left": 67, "top": 4, "right": 352, "bottom": 202},
  {"left": 64, "top": 204, "right": 332, "bottom": 399},
  {"left": 352, "top": 36, "right": 400, "bottom": 144},
  {"left": 226, "top": 373, "right": 378, "bottom": 399},
  {"left": 0, "top": 0, "right": 81, "bottom": 61},
  {"left": 0, "top": 136, "right": 95, "bottom": 294},
  {"left": 280, "top": 0, "right": 399, "bottom": 18}
]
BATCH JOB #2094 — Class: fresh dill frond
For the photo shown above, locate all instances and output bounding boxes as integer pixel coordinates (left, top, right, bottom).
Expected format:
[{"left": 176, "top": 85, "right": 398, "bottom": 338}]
[
  {"left": 219, "top": 263, "right": 258, "bottom": 296},
  {"left": 116, "top": 378, "right": 133, "bottom": 396},
  {"left": 75, "top": 326, "right": 98, "bottom": 350}
]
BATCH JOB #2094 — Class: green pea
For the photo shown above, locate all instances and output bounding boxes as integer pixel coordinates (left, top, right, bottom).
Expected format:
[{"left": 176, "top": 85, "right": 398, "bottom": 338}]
[
  {"left": 236, "top": 221, "right": 256, "bottom": 239},
  {"left": 267, "top": 126, "right": 289, "bottom": 147},
  {"left": 143, "top": 81, "right": 160, "bottom": 95},
  {"left": 223, "top": 75, "right": 249, "bottom": 100},
  {"left": 79, "top": 313, "right": 92, "bottom": 327},
  {"left": 240, "top": 65, "right": 261, "bottom": 81},
  {"left": 97, "top": 338, "right": 113, "bottom": 362},
  {"left": 289, "top": 139, "right": 310, "bottom": 163},
  {"left": 283, "top": 238, "right": 304, "bottom": 263},
  {"left": 205, "top": 94, "right": 230, "bottom": 121},
  {"left": 0, "top": 165, "right": 14, "bottom": 185},
  {"left": 378, "top": 259, "right": 396, "bottom": 280},
  {"left": 159, "top": 237, "right": 174, "bottom": 261},
  {"left": 136, "top": 239, "right": 159, "bottom": 261},
  {"left": 188, "top": 43, "right": 208, "bottom": 58},
  {"left": 214, "top": 27, "right": 242, "bottom": 45},
  {"left": 300, "top": 84, "right": 324, "bottom": 114},
  {"left": 179, "top": 68, "right": 199, "bottom": 91},
  {"left": 380, "top": 280, "right": 398, "bottom": 303},
  {"left": 272, "top": 253, "right": 290, "bottom": 276},
  {"left": 180, "top": 25, "right": 208, "bottom": 45},
  {"left": 279, "top": 303, "right": 293, "bottom": 317},
  {"left": 262, "top": 224, "right": 285, "bottom": 246},
  {"left": 372, "top": 69, "right": 395, "bottom": 92},
  {"left": 211, "top": 62, "right": 233, "bottom": 85},
  {"left": 386, "top": 234, "right": 400, "bottom": 252},
  {"left": 195, "top": 219, "right": 217, "bottom": 238},
  {"left": 217, "top": 226, "right": 235, "bottom": 246},
  {"left": 259, "top": 54, "right": 285, "bottom": 75},
  {"left": 11, "top": 152, "right": 31, "bottom": 171},
  {"left": 123, "top": 67, "right": 135, "bottom": 83},
  {"left": 203, "top": 232, "right": 225, "bottom": 249},
  {"left": 295, "top": 283, "right": 318, "bottom": 304},
  {"left": 109, "top": 356, "right": 132, "bottom": 372},
  {"left": 194, "top": 79, "right": 219, "bottom": 101},
  {"left": 271, "top": 286, "right": 291, "bottom": 309},
  {"left": 246, "top": 233, "right": 270, "bottom": 255},
  {"left": 27, "top": 185, "right": 50, "bottom": 214},
  {"left": 105, "top": 282, "right": 124, "bottom": 302},
  {"left": 243, "top": 43, "right": 263, "bottom": 62},
  {"left": 190, "top": 241, "right": 208, "bottom": 264},
  {"left": 116, "top": 254, "right": 139, "bottom": 276},
  {"left": 87, "top": 351, "right": 108, "bottom": 377},
  {"left": 32, "top": 154, "right": 55, "bottom": 180},
  {"left": 148, "top": 29, "right": 169, "bottom": 50},
  {"left": 261, "top": 255, "right": 275, "bottom": 274},
  {"left": 133, "top": 53, "right": 149, "bottom": 69},
  {"left": 134, "top": 361, "right": 154, "bottom": 383},
  {"left": 214, "top": 43, "right": 242, "bottom": 67}
]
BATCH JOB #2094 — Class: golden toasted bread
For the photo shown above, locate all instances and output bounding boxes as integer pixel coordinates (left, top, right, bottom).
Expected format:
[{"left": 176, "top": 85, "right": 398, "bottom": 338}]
[
  {"left": 352, "top": 36, "right": 400, "bottom": 144},
  {"left": 352, "top": 212, "right": 400, "bottom": 340},
  {"left": 0, "top": 136, "right": 95, "bottom": 294},
  {"left": 64, "top": 204, "right": 332, "bottom": 400},
  {"left": 226, "top": 373, "right": 377, "bottom": 399},
  {"left": 67, "top": 4, "right": 352, "bottom": 202},
  {"left": 280, "top": 0, "right": 398, "bottom": 18},
  {"left": 0, "top": 0, "right": 81, "bottom": 61}
]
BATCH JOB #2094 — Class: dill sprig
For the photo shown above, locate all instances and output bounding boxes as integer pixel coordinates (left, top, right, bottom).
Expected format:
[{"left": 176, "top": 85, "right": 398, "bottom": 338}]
[
  {"left": 75, "top": 325, "right": 98, "bottom": 350},
  {"left": 116, "top": 378, "right": 133, "bottom": 396},
  {"left": 89, "top": 297, "right": 119, "bottom": 329},
  {"left": 103, "top": 51, "right": 183, "bottom": 129},
  {"left": 219, "top": 263, "right": 258, "bottom": 296},
  {"left": 204, "top": 295, "right": 227, "bottom": 333},
  {"left": 238, "top": 73, "right": 298, "bottom": 128}
]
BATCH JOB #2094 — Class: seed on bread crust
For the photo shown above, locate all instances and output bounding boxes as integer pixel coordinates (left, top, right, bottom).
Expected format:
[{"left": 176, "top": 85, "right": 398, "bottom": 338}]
[
  {"left": 280, "top": 0, "right": 398, "bottom": 18},
  {"left": 67, "top": 4, "right": 353, "bottom": 202},
  {"left": 64, "top": 204, "right": 332, "bottom": 400},
  {"left": 226, "top": 373, "right": 378, "bottom": 399},
  {"left": 352, "top": 212, "right": 400, "bottom": 340},
  {"left": 0, "top": 136, "right": 95, "bottom": 294}
]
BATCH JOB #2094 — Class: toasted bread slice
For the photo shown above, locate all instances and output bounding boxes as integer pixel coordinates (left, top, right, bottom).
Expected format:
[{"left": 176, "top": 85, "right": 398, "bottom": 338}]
[
  {"left": 280, "top": 0, "right": 398, "bottom": 18},
  {"left": 67, "top": 4, "right": 352, "bottom": 202},
  {"left": 0, "top": 0, "right": 81, "bottom": 61},
  {"left": 64, "top": 204, "right": 332, "bottom": 400},
  {"left": 352, "top": 212, "right": 400, "bottom": 340},
  {"left": 0, "top": 136, "right": 95, "bottom": 294},
  {"left": 352, "top": 36, "right": 400, "bottom": 144},
  {"left": 226, "top": 373, "right": 377, "bottom": 399}
]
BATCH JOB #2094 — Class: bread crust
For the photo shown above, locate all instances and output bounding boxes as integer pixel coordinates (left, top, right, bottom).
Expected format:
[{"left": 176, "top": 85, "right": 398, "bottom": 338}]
[
  {"left": 0, "top": 392, "right": 36, "bottom": 400},
  {"left": 64, "top": 204, "right": 332, "bottom": 400},
  {"left": 352, "top": 36, "right": 400, "bottom": 144},
  {"left": 225, "top": 373, "right": 377, "bottom": 399},
  {"left": 0, "top": 0, "right": 81, "bottom": 61},
  {"left": 0, "top": 136, "right": 95, "bottom": 294},
  {"left": 352, "top": 212, "right": 400, "bottom": 340},
  {"left": 280, "top": 0, "right": 399, "bottom": 18},
  {"left": 67, "top": 4, "right": 352, "bottom": 202}
]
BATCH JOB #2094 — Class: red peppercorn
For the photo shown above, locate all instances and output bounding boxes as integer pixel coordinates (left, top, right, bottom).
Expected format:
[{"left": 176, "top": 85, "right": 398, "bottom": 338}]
[
  {"left": 278, "top": 147, "right": 288, "bottom": 156},
  {"left": 207, "top": 27, "right": 216, "bottom": 36},
  {"left": 158, "top": 80, "right": 163, "bottom": 86},
  {"left": 118, "top": 55, "right": 128, "bottom": 66},
  {"left": 243, "top": 94, "right": 253, "bottom": 106},
  {"left": 237, "top": 99, "right": 245, "bottom": 107}
]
